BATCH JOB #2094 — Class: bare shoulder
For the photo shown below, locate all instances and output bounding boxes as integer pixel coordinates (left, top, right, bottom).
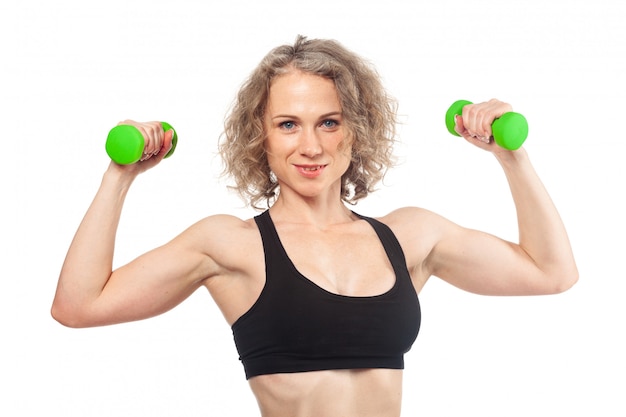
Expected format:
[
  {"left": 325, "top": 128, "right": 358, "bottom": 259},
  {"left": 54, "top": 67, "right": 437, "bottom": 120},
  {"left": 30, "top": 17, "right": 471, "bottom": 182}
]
[
  {"left": 180, "top": 213, "right": 262, "bottom": 273},
  {"left": 377, "top": 206, "right": 453, "bottom": 241},
  {"left": 189, "top": 213, "right": 258, "bottom": 235},
  {"left": 186, "top": 213, "right": 265, "bottom": 325},
  {"left": 374, "top": 207, "right": 458, "bottom": 288}
]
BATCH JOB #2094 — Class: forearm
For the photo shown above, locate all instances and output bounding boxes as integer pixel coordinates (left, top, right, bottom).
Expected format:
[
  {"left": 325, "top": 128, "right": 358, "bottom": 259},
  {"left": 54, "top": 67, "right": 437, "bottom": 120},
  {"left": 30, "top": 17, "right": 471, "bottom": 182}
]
[
  {"left": 52, "top": 164, "right": 137, "bottom": 321},
  {"left": 496, "top": 148, "right": 578, "bottom": 286}
]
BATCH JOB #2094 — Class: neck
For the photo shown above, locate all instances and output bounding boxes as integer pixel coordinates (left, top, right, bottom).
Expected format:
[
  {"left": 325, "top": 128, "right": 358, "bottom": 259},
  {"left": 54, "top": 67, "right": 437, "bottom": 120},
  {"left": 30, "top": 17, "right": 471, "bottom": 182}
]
[{"left": 269, "top": 192, "right": 355, "bottom": 228}]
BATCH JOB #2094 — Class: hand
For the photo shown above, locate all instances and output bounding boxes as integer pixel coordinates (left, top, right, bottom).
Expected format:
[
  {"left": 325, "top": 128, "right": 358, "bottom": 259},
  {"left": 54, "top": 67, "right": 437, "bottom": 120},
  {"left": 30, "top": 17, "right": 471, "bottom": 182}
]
[
  {"left": 109, "top": 120, "right": 175, "bottom": 174},
  {"left": 454, "top": 99, "right": 514, "bottom": 151},
  {"left": 117, "top": 120, "right": 174, "bottom": 161}
]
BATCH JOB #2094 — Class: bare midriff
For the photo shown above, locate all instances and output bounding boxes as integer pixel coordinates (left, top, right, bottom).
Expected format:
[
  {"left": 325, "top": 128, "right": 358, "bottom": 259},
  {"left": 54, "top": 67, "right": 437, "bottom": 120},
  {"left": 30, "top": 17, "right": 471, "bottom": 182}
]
[{"left": 248, "top": 368, "right": 403, "bottom": 417}]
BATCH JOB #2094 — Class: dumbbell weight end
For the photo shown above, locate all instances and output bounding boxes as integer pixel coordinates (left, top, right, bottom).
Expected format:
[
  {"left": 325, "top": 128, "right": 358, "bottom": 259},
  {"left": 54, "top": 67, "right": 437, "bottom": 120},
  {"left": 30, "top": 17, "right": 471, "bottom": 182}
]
[
  {"left": 445, "top": 100, "right": 528, "bottom": 150},
  {"left": 106, "top": 122, "right": 178, "bottom": 165}
]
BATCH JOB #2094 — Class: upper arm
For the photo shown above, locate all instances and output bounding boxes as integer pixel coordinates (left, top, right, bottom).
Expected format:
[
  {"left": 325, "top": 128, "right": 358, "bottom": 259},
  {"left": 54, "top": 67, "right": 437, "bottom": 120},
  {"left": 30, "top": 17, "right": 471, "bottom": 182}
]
[
  {"left": 81, "top": 215, "right": 245, "bottom": 327},
  {"left": 384, "top": 207, "right": 560, "bottom": 297},
  {"left": 427, "top": 222, "right": 554, "bottom": 295}
]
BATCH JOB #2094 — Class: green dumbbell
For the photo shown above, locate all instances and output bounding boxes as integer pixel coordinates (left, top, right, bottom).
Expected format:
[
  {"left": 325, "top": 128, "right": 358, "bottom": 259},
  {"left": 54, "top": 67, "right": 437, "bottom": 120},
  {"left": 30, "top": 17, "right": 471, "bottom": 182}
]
[
  {"left": 105, "top": 122, "right": 178, "bottom": 165},
  {"left": 445, "top": 100, "right": 528, "bottom": 150}
]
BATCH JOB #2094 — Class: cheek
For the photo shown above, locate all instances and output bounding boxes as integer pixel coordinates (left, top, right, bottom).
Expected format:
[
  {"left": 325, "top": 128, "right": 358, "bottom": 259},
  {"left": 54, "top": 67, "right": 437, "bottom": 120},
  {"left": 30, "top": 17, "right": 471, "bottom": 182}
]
[
  {"left": 264, "top": 147, "right": 278, "bottom": 171},
  {"left": 337, "top": 145, "right": 353, "bottom": 173},
  {"left": 336, "top": 132, "right": 354, "bottom": 158},
  {"left": 263, "top": 133, "right": 282, "bottom": 158}
]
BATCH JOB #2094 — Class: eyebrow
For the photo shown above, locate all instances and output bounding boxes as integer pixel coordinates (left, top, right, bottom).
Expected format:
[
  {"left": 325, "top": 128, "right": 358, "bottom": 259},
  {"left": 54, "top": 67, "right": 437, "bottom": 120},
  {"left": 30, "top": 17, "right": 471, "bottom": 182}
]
[{"left": 271, "top": 111, "right": 343, "bottom": 121}]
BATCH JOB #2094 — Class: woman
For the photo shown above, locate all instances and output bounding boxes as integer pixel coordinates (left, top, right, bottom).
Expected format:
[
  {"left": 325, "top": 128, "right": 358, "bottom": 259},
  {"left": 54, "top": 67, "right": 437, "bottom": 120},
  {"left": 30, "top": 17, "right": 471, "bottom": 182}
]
[{"left": 52, "top": 36, "right": 578, "bottom": 417}]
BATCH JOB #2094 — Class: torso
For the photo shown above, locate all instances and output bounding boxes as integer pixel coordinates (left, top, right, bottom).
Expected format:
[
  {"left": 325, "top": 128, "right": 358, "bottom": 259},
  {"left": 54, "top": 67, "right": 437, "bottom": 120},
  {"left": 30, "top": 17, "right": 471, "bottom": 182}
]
[
  {"left": 249, "top": 369, "right": 403, "bottom": 417},
  {"left": 201, "top": 208, "right": 431, "bottom": 417}
]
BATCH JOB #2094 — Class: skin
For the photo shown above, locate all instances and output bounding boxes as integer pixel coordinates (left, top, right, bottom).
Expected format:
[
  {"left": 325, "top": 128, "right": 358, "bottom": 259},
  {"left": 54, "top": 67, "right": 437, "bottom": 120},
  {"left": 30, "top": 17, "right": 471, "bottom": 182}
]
[{"left": 51, "top": 70, "right": 578, "bottom": 417}]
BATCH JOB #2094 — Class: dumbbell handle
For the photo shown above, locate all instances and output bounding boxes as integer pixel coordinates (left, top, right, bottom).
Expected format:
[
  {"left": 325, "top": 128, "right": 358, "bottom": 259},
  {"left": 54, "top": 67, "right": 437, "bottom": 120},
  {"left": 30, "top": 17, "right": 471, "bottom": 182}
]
[
  {"left": 105, "top": 122, "right": 178, "bottom": 165},
  {"left": 445, "top": 100, "right": 528, "bottom": 150}
]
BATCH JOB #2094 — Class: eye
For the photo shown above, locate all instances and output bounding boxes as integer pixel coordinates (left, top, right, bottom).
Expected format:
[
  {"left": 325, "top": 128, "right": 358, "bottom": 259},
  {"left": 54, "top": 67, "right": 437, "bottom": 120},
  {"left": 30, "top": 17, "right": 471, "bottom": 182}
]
[
  {"left": 321, "top": 119, "right": 339, "bottom": 128},
  {"left": 279, "top": 121, "right": 296, "bottom": 130}
]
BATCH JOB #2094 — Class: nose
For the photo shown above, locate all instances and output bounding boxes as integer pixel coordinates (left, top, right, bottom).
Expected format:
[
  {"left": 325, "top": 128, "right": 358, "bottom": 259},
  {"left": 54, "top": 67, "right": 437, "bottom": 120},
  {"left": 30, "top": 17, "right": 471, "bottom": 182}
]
[{"left": 299, "top": 127, "right": 322, "bottom": 158}]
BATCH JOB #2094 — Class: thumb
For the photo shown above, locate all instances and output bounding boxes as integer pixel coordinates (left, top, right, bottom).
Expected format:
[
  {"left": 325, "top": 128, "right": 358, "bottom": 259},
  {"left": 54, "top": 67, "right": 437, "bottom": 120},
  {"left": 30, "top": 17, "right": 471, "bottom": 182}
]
[
  {"left": 453, "top": 115, "right": 466, "bottom": 136},
  {"left": 160, "top": 128, "right": 176, "bottom": 156}
]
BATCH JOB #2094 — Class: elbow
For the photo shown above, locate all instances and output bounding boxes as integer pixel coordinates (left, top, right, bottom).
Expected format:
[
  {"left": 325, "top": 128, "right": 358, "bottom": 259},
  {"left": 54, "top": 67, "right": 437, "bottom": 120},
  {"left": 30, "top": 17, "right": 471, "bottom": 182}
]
[
  {"left": 50, "top": 303, "right": 80, "bottom": 328},
  {"left": 547, "top": 266, "right": 579, "bottom": 295},
  {"left": 50, "top": 300, "right": 94, "bottom": 329}
]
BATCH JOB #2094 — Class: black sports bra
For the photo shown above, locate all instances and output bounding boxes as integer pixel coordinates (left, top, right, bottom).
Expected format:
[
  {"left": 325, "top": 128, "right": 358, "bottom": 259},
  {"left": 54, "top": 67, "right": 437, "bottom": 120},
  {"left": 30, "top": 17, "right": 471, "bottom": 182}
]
[{"left": 231, "top": 210, "right": 420, "bottom": 379}]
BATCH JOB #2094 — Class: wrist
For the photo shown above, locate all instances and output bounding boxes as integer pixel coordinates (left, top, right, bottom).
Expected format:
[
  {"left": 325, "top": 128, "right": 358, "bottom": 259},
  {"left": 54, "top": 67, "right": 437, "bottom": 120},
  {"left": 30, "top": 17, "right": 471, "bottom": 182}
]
[
  {"left": 102, "top": 162, "right": 138, "bottom": 193},
  {"left": 494, "top": 146, "right": 529, "bottom": 168}
]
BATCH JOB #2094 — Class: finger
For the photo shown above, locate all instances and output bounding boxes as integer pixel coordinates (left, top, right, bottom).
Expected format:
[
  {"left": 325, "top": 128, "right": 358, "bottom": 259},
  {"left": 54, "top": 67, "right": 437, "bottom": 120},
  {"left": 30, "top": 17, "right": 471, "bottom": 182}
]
[
  {"left": 145, "top": 122, "right": 167, "bottom": 156},
  {"left": 143, "top": 123, "right": 158, "bottom": 156},
  {"left": 456, "top": 109, "right": 490, "bottom": 145},
  {"left": 478, "top": 100, "right": 501, "bottom": 137},
  {"left": 474, "top": 110, "right": 492, "bottom": 139},
  {"left": 157, "top": 129, "right": 175, "bottom": 157},
  {"left": 454, "top": 115, "right": 466, "bottom": 136},
  {"left": 463, "top": 102, "right": 494, "bottom": 141},
  {"left": 461, "top": 103, "right": 479, "bottom": 137},
  {"left": 481, "top": 99, "right": 512, "bottom": 137}
]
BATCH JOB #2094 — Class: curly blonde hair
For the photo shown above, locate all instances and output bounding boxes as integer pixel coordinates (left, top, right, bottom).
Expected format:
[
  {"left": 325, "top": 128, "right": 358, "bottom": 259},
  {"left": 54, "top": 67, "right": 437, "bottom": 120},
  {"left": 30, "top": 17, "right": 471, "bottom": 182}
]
[{"left": 219, "top": 35, "right": 397, "bottom": 209}]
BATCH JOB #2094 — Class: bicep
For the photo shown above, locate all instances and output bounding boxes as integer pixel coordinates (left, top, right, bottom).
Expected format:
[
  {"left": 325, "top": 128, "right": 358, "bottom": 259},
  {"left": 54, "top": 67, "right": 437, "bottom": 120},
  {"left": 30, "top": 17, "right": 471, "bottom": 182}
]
[
  {"left": 88, "top": 230, "right": 218, "bottom": 326},
  {"left": 427, "top": 222, "right": 553, "bottom": 296}
]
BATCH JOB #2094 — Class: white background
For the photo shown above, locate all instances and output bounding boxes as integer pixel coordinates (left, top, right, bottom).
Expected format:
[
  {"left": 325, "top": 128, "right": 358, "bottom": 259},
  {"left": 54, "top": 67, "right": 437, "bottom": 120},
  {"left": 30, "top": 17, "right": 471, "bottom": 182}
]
[{"left": 2, "top": 0, "right": 625, "bottom": 415}]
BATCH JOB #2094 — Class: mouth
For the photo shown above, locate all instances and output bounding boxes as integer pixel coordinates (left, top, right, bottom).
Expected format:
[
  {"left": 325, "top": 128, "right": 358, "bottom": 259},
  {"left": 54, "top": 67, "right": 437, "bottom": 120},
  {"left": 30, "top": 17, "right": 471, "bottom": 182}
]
[
  {"left": 295, "top": 164, "right": 327, "bottom": 178},
  {"left": 299, "top": 165, "right": 325, "bottom": 171}
]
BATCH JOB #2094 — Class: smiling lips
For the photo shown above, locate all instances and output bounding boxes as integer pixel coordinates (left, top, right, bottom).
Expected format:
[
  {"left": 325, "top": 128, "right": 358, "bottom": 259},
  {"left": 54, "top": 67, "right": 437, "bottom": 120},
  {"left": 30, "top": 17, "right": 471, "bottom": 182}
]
[{"left": 295, "top": 164, "right": 327, "bottom": 178}]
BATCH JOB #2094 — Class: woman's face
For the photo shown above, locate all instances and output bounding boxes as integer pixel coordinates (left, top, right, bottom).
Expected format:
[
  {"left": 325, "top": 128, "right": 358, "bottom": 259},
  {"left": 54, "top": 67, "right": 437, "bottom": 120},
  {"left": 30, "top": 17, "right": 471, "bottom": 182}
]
[{"left": 264, "top": 70, "right": 352, "bottom": 200}]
